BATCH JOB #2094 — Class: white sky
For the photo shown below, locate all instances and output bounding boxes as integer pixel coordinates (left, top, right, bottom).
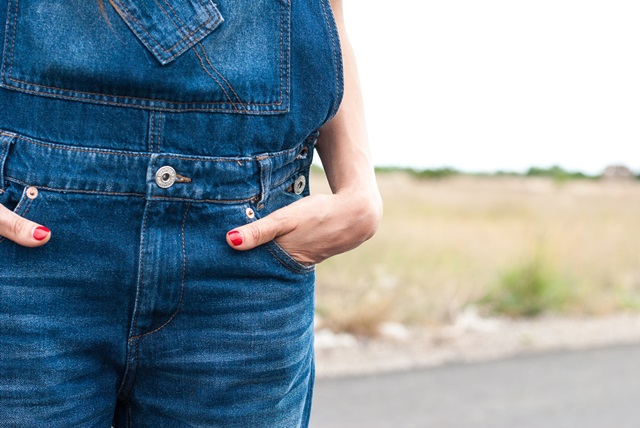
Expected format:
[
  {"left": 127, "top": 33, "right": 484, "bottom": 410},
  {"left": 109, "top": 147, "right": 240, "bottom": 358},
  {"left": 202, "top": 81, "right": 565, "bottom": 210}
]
[{"left": 343, "top": 0, "right": 640, "bottom": 174}]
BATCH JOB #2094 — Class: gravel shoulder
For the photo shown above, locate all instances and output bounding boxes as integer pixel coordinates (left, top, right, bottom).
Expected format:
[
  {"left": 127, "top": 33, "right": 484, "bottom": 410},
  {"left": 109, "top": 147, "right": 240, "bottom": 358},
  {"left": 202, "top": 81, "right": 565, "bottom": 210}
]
[{"left": 314, "top": 311, "right": 640, "bottom": 378}]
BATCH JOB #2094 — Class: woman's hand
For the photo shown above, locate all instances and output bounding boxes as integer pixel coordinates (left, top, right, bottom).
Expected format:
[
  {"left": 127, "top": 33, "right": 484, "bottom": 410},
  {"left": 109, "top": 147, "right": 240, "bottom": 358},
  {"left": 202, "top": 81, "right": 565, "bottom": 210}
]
[
  {"left": 227, "top": 0, "right": 382, "bottom": 264},
  {"left": 0, "top": 204, "right": 51, "bottom": 246},
  {"left": 225, "top": 190, "right": 381, "bottom": 266}
]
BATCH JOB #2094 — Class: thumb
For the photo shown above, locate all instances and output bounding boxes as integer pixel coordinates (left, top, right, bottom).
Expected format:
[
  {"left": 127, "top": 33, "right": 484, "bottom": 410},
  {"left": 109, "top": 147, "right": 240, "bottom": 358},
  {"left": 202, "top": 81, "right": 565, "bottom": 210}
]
[
  {"left": 0, "top": 204, "right": 51, "bottom": 247},
  {"left": 226, "top": 210, "right": 292, "bottom": 251}
]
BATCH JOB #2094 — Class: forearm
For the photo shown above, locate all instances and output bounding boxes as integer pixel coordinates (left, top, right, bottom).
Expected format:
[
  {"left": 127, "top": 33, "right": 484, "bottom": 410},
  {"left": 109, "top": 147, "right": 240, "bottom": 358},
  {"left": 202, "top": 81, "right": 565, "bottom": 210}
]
[{"left": 318, "top": 0, "right": 382, "bottom": 227}]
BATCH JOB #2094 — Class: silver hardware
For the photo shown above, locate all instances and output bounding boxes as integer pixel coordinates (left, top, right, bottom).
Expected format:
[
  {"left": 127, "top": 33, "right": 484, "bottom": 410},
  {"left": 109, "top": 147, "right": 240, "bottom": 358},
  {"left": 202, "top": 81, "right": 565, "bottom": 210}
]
[
  {"left": 155, "top": 166, "right": 177, "bottom": 188},
  {"left": 246, "top": 208, "right": 255, "bottom": 219},
  {"left": 293, "top": 176, "right": 306, "bottom": 195}
]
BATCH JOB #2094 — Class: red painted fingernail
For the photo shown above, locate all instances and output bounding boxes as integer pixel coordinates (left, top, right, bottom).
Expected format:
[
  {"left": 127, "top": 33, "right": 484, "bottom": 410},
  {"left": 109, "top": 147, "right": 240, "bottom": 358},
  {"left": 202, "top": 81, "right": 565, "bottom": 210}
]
[
  {"left": 33, "top": 226, "right": 50, "bottom": 241},
  {"left": 228, "top": 230, "right": 243, "bottom": 246}
]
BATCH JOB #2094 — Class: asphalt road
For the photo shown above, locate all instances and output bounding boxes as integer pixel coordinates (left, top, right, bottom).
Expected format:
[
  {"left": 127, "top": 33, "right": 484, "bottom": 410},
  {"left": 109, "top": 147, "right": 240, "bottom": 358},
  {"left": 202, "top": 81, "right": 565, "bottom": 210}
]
[{"left": 310, "top": 343, "right": 640, "bottom": 428}]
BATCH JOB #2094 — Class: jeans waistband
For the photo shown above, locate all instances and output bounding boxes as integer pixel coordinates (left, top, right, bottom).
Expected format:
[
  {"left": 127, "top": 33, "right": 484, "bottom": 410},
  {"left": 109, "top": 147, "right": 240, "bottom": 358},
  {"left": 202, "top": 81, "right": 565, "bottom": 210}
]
[{"left": 0, "top": 130, "right": 317, "bottom": 204}]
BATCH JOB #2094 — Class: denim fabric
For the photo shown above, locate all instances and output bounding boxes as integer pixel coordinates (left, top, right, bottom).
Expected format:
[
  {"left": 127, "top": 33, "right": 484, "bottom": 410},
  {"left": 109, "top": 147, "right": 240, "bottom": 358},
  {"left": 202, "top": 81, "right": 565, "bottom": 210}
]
[{"left": 0, "top": 0, "right": 343, "bottom": 426}]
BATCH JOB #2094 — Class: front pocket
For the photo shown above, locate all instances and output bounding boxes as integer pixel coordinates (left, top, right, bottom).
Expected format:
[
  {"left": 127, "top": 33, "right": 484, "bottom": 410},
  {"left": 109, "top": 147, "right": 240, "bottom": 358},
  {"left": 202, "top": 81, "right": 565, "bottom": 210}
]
[
  {"left": 1, "top": 0, "right": 290, "bottom": 113},
  {"left": 243, "top": 178, "right": 316, "bottom": 275}
]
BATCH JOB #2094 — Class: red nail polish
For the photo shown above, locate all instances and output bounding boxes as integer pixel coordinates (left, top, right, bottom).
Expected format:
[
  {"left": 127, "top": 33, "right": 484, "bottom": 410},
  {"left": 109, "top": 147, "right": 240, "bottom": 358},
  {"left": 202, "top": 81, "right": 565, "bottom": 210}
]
[
  {"left": 33, "top": 226, "right": 50, "bottom": 241},
  {"left": 228, "top": 230, "right": 243, "bottom": 246}
]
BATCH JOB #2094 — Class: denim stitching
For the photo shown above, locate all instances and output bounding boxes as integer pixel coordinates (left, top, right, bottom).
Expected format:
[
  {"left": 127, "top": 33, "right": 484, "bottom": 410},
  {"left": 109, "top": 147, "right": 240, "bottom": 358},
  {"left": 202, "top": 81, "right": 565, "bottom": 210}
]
[
  {"left": 130, "top": 202, "right": 191, "bottom": 340},
  {"left": 124, "top": 338, "right": 140, "bottom": 408},
  {"left": 265, "top": 242, "right": 315, "bottom": 274},
  {"left": 3, "top": 132, "right": 301, "bottom": 162},
  {"left": 5, "top": 177, "right": 258, "bottom": 203},
  {"left": 147, "top": 112, "right": 155, "bottom": 153},
  {"left": 0, "top": 134, "right": 13, "bottom": 191},
  {"left": 2, "top": 81, "right": 289, "bottom": 112},
  {"left": 130, "top": 200, "right": 152, "bottom": 346},
  {"left": 0, "top": 0, "right": 14, "bottom": 85},
  {"left": 156, "top": 111, "right": 163, "bottom": 152},
  {"left": 5, "top": 177, "right": 146, "bottom": 197},
  {"left": 5, "top": 131, "right": 299, "bottom": 162},
  {"left": 196, "top": 43, "right": 248, "bottom": 111},
  {"left": 192, "top": 45, "right": 238, "bottom": 108},
  {"left": 4, "top": 0, "right": 19, "bottom": 83},
  {"left": 110, "top": 0, "right": 219, "bottom": 60},
  {"left": 149, "top": 195, "right": 256, "bottom": 204}
]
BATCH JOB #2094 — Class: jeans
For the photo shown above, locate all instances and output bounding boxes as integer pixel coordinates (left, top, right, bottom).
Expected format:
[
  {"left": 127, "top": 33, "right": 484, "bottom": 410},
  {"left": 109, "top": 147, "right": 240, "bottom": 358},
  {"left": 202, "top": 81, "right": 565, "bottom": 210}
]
[{"left": 0, "top": 0, "right": 343, "bottom": 426}]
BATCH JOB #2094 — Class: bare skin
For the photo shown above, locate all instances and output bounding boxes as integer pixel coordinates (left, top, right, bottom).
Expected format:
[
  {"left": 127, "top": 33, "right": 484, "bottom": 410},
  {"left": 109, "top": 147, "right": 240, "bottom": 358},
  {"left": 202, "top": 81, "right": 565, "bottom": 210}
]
[
  {"left": 226, "top": 0, "right": 383, "bottom": 265},
  {"left": 0, "top": 0, "right": 382, "bottom": 261}
]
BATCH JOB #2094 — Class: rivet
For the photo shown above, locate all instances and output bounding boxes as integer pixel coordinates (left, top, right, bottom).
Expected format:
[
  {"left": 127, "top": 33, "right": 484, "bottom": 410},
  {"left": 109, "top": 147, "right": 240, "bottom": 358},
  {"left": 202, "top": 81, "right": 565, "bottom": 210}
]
[
  {"left": 293, "top": 176, "right": 306, "bottom": 195},
  {"left": 26, "top": 186, "right": 38, "bottom": 199},
  {"left": 246, "top": 208, "right": 255, "bottom": 219}
]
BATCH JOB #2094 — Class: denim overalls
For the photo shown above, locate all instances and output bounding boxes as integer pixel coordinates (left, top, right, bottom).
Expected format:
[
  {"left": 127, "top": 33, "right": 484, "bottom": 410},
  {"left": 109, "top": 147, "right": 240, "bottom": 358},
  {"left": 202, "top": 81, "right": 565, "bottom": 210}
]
[{"left": 0, "top": 0, "right": 343, "bottom": 426}]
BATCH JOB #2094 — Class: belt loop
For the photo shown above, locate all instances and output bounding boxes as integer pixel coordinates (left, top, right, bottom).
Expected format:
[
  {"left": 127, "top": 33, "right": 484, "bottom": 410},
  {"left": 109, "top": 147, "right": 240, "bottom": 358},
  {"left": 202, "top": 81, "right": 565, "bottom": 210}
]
[
  {"left": 256, "top": 155, "right": 272, "bottom": 210},
  {"left": 0, "top": 132, "right": 17, "bottom": 194}
]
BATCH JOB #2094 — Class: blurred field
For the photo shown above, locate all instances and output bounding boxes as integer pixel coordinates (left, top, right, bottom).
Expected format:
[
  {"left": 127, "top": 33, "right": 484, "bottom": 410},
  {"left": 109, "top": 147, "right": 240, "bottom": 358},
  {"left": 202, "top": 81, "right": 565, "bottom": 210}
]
[{"left": 310, "top": 170, "right": 640, "bottom": 334}]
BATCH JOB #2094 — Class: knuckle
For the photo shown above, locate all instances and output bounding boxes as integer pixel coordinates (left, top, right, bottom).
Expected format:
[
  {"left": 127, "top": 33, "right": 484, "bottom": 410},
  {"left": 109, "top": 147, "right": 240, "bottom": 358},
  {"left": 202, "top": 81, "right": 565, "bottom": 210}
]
[
  {"left": 248, "top": 225, "right": 263, "bottom": 243},
  {"left": 11, "top": 217, "right": 27, "bottom": 238}
]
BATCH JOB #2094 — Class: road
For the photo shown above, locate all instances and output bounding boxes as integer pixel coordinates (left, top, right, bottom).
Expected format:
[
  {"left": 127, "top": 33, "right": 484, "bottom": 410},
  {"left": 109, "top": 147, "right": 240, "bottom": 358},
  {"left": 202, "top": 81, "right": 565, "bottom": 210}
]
[{"left": 310, "top": 343, "right": 640, "bottom": 428}]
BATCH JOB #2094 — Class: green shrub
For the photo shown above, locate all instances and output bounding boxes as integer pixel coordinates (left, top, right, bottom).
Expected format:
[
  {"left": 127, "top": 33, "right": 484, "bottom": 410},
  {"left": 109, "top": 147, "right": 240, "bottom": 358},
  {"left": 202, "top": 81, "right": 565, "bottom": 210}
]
[{"left": 479, "top": 253, "right": 570, "bottom": 317}]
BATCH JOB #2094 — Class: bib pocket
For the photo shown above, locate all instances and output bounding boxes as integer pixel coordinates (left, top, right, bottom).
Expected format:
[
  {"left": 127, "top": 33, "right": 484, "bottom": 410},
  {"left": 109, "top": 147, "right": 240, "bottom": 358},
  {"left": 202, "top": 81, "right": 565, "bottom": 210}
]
[{"left": 1, "top": 0, "right": 291, "bottom": 113}]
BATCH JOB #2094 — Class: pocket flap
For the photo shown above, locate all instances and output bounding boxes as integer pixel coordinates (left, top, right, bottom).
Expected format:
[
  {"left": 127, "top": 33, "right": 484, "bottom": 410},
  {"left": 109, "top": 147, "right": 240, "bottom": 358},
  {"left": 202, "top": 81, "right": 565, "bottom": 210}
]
[{"left": 110, "top": 0, "right": 223, "bottom": 65}]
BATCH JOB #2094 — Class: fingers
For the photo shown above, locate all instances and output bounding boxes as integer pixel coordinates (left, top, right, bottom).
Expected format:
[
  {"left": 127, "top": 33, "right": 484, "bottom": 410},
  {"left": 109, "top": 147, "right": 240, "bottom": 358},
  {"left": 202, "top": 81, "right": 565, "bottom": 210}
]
[
  {"left": 0, "top": 204, "right": 51, "bottom": 247},
  {"left": 226, "top": 208, "right": 293, "bottom": 251}
]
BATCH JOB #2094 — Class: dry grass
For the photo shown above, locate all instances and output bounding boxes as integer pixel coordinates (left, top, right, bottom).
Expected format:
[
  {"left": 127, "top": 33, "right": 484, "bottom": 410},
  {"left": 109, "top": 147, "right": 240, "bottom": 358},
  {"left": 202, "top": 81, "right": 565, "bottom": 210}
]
[{"left": 311, "top": 171, "right": 640, "bottom": 334}]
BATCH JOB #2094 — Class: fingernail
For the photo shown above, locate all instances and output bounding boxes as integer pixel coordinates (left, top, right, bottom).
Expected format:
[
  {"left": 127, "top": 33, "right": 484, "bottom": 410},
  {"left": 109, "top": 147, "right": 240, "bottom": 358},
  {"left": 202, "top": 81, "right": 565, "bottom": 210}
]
[
  {"left": 33, "top": 226, "right": 50, "bottom": 241},
  {"left": 228, "top": 230, "right": 243, "bottom": 246}
]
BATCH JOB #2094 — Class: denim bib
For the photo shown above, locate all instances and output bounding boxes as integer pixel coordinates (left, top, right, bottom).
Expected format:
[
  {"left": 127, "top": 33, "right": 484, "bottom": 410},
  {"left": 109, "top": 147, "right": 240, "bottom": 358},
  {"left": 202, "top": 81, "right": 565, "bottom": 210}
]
[{"left": 0, "top": 0, "right": 343, "bottom": 153}]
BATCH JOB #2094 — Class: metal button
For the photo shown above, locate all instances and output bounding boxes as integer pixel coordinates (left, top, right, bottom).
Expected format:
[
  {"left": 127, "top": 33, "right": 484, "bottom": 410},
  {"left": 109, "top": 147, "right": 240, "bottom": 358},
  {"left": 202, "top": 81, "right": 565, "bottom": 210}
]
[
  {"left": 245, "top": 208, "right": 255, "bottom": 219},
  {"left": 155, "top": 166, "right": 176, "bottom": 188},
  {"left": 26, "top": 186, "right": 38, "bottom": 199},
  {"left": 293, "top": 176, "right": 306, "bottom": 195}
]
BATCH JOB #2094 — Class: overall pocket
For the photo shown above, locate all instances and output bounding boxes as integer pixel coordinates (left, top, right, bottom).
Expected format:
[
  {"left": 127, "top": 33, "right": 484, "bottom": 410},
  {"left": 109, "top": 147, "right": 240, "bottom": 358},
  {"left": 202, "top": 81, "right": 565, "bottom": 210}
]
[
  {"left": 1, "top": 0, "right": 290, "bottom": 113},
  {"left": 244, "top": 170, "right": 316, "bottom": 275}
]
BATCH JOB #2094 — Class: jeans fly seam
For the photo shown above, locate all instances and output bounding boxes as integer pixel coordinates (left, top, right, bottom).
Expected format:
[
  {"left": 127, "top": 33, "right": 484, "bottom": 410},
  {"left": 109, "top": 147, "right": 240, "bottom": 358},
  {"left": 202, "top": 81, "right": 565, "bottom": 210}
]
[
  {"left": 130, "top": 202, "right": 191, "bottom": 340},
  {"left": 116, "top": 198, "right": 151, "bottom": 400},
  {"left": 119, "top": 338, "right": 141, "bottom": 409}
]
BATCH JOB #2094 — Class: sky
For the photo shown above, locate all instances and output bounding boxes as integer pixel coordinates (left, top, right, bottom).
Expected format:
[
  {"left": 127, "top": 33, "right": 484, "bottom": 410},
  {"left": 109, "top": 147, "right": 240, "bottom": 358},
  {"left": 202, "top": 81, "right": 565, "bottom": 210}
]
[{"left": 343, "top": 0, "right": 640, "bottom": 174}]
